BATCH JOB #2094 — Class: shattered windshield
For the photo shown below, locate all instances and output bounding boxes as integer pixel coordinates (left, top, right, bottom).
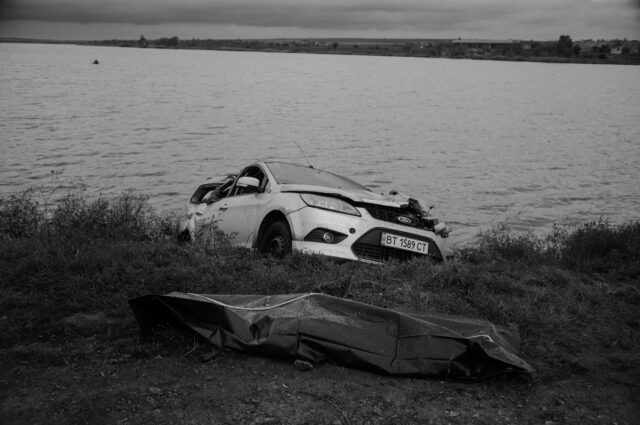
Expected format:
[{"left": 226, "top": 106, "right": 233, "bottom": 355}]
[{"left": 265, "top": 162, "right": 371, "bottom": 191}]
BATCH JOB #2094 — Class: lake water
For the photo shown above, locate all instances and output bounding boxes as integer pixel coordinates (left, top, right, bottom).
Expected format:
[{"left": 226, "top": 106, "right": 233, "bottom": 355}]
[{"left": 1, "top": 43, "right": 639, "bottom": 245}]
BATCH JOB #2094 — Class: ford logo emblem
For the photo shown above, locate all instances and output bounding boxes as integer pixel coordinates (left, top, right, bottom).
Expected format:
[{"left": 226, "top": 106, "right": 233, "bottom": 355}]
[{"left": 397, "top": 216, "right": 412, "bottom": 224}]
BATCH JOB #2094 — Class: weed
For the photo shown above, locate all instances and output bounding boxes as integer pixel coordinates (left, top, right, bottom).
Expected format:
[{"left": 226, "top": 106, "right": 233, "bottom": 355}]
[
  {"left": 51, "top": 190, "right": 176, "bottom": 241},
  {"left": 461, "top": 218, "right": 640, "bottom": 280},
  {"left": 470, "top": 221, "right": 551, "bottom": 264},
  {"left": 560, "top": 218, "right": 640, "bottom": 273},
  {"left": 0, "top": 189, "right": 43, "bottom": 238}
]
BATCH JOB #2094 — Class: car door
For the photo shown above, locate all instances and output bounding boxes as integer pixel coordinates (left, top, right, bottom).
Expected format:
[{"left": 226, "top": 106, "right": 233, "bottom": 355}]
[
  {"left": 215, "top": 166, "right": 271, "bottom": 248},
  {"left": 190, "top": 177, "right": 234, "bottom": 235}
]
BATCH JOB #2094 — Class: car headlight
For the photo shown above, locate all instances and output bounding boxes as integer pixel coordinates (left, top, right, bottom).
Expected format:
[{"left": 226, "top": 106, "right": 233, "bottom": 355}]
[{"left": 299, "top": 194, "right": 361, "bottom": 216}]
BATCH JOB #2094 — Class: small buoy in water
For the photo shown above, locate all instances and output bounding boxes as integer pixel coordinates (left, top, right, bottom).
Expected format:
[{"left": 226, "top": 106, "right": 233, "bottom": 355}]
[{"left": 93, "top": 59, "right": 99, "bottom": 64}]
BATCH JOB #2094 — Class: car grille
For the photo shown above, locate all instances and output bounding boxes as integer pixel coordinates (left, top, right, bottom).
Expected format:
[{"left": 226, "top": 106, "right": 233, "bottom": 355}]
[
  {"left": 364, "top": 205, "right": 421, "bottom": 229},
  {"left": 351, "top": 229, "right": 442, "bottom": 262},
  {"left": 352, "top": 242, "right": 424, "bottom": 262}
]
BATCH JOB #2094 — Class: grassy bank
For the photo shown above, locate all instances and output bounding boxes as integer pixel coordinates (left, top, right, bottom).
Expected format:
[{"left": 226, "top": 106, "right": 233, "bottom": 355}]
[
  {"left": 1, "top": 190, "right": 639, "bottom": 422},
  {"left": 2, "top": 189, "right": 638, "bottom": 352}
]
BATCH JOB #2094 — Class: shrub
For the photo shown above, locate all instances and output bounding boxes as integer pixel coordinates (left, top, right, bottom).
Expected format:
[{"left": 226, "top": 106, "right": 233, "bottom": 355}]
[
  {"left": 0, "top": 189, "right": 43, "bottom": 238},
  {"left": 467, "top": 221, "right": 550, "bottom": 264},
  {"left": 51, "top": 190, "right": 175, "bottom": 241},
  {"left": 463, "top": 219, "right": 639, "bottom": 277},
  {"left": 0, "top": 189, "right": 177, "bottom": 243},
  {"left": 560, "top": 218, "right": 640, "bottom": 272}
]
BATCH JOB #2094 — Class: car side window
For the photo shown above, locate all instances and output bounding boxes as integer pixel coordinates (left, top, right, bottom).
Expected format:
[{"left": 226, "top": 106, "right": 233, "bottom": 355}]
[{"left": 216, "top": 178, "right": 235, "bottom": 199}]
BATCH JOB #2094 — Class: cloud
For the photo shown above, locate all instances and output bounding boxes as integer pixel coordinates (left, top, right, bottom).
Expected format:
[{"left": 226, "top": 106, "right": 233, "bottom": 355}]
[{"left": 1, "top": 0, "right": 639, "bottom": 39}]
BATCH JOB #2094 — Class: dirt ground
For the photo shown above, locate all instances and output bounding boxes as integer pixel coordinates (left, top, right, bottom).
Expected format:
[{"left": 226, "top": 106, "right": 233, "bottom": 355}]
[{"left": 2, "top": 312, "right": 638, "bottom": 425}]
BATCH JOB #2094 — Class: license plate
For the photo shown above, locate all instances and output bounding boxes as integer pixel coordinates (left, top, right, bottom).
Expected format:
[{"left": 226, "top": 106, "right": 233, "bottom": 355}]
[{"left": 380, "top": 232, "right": 429, "bottom": 255}]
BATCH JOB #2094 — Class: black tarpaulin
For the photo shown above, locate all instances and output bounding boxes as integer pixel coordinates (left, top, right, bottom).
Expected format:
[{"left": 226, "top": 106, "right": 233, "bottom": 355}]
[{"left": 129, "top": 292, "right": 533, "bottom": 379}]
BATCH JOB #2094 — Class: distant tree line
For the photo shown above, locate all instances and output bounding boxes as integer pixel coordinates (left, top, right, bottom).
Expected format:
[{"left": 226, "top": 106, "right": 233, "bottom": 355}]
[{"left": 84, "top": 34, "right": 638, "bottom": 64}]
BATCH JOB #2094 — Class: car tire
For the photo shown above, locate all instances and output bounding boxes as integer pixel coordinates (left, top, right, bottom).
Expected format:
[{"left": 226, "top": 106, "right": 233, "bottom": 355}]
[
  {"left": 177, "top": 228, "right": 191, "bottom": 243},
  {"left": 259, "top": 220, "right": 292, "bottom": 257}
]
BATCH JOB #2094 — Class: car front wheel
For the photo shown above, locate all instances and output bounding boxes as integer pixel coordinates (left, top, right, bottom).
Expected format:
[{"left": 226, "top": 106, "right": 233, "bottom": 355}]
[{"left": 259, "top": 221, "right": 292, "bottom": 258}]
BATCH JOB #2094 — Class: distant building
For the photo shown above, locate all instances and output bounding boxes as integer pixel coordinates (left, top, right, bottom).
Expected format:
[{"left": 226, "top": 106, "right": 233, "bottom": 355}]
[
  {"left": 450, "top": 39, "right": 521, "bottom": 55},
  {"left": 575, "top": 40, "right": 607, "bottom": 53},
  {"left": 451, "top": 39, "right": 520, "bottom": 49}
]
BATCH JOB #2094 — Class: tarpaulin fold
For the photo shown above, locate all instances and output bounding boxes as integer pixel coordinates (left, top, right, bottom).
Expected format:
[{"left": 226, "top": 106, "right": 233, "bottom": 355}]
[{"left": 129, "top": 292, "right": 533, "bottom": 379}]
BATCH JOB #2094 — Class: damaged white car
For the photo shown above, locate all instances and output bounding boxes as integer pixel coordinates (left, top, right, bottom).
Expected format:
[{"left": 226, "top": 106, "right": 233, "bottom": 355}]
[{"left": 177, "top": 161, "right": 452, "bottom": 263}]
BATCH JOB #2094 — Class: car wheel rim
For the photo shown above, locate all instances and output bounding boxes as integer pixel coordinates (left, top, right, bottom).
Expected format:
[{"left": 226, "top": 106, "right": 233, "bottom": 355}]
[{"left": 268, "top": 235, "right": 285, "bottom": 256}]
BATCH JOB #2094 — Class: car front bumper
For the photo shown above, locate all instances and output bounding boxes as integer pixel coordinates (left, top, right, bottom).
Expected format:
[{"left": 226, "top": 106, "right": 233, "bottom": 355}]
[{"left": 287, "top": 206, "right": 449, "bottom": 263}]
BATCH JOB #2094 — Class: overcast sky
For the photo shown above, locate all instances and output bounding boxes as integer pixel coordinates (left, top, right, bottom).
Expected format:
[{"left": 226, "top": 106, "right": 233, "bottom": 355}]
[{"left": 1, "top": 0, "right": 639, "bottom": 41}]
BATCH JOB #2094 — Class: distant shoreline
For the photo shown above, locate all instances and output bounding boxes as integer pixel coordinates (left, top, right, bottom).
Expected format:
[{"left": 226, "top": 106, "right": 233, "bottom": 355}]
[{"left": 2, "top": 36, "right": 639, "bottom": 65}]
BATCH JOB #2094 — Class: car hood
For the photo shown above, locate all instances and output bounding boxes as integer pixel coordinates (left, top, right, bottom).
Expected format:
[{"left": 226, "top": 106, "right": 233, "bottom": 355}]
[{"left": 278, "top": 184, "right": 412, "bottom": 208}]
